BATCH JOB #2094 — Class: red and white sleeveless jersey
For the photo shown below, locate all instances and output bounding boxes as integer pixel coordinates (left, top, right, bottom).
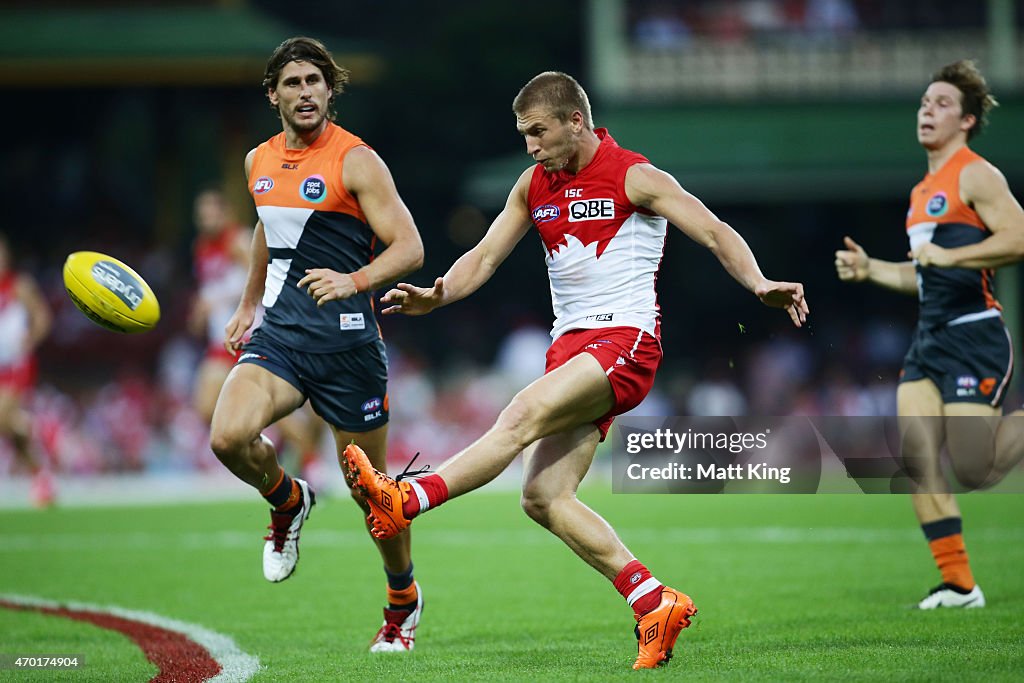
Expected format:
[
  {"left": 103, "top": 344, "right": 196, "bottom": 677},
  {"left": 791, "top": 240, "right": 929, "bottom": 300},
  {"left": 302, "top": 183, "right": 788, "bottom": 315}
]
[
  {"left": 194, "top": 226, "right": 249, "bottom": 346},
  {"left": 527, "top": 129, "right": 667, "bottom": 340},
  {"left": 0, "top": 273, "right": 29, "bottom": 367}
]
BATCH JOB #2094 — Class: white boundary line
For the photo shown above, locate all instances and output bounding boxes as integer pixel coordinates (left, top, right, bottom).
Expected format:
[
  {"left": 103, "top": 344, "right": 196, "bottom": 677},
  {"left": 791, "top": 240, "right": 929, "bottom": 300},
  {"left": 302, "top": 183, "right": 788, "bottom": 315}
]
[{"left": 0, "top": 593, "right": 260, "bottom": 682}]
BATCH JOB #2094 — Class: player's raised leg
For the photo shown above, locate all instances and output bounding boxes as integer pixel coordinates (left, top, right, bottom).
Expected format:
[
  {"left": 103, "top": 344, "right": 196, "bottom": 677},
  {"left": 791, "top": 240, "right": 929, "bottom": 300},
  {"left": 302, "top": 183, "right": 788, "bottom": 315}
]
[
  {"left": 342, "top": 353, "right": 615, "bottom": 538},
  {"left": 521, "top": 426, "right": 697, "bottom": 669},
  {"left": 334, "top": 425, "right": 421, "bottom": 652},
  {"left": 210, "top": 363, "right": 315, "bottom": 582},
  {"left": 899, "top": 380, "right": 984, "bottom": 609}
]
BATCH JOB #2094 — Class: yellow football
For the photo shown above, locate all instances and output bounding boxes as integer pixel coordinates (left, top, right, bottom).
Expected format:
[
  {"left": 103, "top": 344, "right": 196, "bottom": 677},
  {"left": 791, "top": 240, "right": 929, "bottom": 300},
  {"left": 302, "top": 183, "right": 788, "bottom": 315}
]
[{"left": 62, "top": 251, "right": 160, "bottom": 334}]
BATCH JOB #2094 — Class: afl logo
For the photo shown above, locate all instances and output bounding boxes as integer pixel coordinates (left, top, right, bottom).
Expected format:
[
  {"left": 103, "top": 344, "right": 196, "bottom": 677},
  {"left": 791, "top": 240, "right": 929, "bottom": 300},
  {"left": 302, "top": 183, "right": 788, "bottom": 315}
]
[
  {"left": 253, "top": 177, "right": 274, "bottom": 194},
  {"left": 300, "top": 175, "right": 327, "bottom": 203},
  {"left": 532, "top": 204, "right": 560, "bottom": 223},
  {"left": 926, "top": 192, "right": 948, "bottom": 217},
  {"left": 361, "top": 397, "right": 383, "bottom": 413}
]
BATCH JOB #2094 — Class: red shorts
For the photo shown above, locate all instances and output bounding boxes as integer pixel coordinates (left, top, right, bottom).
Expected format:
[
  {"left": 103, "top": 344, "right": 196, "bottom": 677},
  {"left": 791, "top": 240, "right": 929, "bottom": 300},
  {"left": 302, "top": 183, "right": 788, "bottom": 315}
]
[
  {"left": 545, "top": 325, "right": 662, "bottom": 440},
  {"left": 205, "top": 342, "right": 239, "bottom": 366},
  {"left": 0, "top": 356, "right": 37, "bottom": 395}
]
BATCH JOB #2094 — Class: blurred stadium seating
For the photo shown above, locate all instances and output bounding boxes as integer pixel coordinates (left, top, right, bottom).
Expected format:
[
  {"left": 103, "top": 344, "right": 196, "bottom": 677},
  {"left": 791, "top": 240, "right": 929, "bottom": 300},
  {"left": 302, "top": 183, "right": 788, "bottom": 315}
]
[{"left": 0, "top": 0, "right": 1021, "bottom": 492}]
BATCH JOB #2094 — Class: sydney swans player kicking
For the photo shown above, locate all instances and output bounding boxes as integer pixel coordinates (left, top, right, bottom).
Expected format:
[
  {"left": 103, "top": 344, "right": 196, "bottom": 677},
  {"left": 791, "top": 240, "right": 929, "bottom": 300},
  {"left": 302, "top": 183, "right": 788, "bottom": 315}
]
[
  {"left": 343, "top": 72, "right": 808, "bottom": 669},
  {"left": 836, "top": 60, "right": 1024, "bottom": 609}
]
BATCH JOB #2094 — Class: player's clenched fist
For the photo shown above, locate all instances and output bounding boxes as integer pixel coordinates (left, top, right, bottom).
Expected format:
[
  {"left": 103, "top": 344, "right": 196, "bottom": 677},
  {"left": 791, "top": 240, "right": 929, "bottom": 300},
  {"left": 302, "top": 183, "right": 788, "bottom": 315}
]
[{"left": 835, "top": 236, "right": 871, "bottom": 282}]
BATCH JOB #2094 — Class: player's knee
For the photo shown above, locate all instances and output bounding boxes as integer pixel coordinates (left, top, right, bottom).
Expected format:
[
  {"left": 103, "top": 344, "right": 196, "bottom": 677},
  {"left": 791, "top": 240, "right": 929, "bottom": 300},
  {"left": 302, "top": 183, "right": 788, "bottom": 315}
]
[
  {"left": 496, "top": 396, "right": 544, "bottom": 448},
  {"left": 950, "top": 463, "right": 993, "bottom": 491},
  {"left": 209, "top": 424, "right": 254, "bottom": 462},
  {"left": 521, "top": 488, "right": 572, "bottom": 528},
  {"left": 520, "top": 489, "right": 553, "bottom": 527}
]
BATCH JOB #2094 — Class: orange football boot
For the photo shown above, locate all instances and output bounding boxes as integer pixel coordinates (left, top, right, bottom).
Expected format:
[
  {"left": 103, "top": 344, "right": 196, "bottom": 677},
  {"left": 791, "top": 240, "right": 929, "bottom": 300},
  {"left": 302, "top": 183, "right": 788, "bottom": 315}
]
[
  {"left": 342, "top": 444, "right": 413, "bottom": 540},
  {"left": 632, "top": 586, "right": 698, "bottom": 670}
]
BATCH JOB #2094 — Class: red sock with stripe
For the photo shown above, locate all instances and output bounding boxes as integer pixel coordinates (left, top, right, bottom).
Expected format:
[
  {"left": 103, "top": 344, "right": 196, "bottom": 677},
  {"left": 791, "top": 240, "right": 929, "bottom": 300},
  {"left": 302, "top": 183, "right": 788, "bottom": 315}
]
[
  {"left": 613, "top": 560, "right": 663, "bottom": 617},
  {"left": 402, "top": 474, "right": 449, "bottom": 518}
]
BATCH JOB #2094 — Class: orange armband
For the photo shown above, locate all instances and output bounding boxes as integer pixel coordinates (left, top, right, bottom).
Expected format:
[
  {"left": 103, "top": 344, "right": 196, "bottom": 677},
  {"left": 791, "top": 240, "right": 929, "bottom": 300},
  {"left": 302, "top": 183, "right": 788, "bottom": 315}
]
[{"left": 350, "top": 271, "right": 370, "bottom": 293}]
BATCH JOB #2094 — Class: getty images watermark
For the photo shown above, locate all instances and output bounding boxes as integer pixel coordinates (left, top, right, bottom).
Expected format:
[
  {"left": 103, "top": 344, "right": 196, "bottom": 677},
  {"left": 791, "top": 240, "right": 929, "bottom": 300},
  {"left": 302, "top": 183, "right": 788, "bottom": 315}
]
[{"left": 610, "top": 416, "right": 1024, "bottom": 494}]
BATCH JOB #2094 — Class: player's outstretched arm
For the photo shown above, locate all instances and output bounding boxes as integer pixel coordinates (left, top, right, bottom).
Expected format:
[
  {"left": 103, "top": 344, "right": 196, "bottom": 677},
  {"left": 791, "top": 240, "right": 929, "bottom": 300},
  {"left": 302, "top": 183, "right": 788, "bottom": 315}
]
[
  {"left": 836, "top": 235, "right": 917, "bottom": 294},
  {"left": 911, "top": 161, "right": 1024, "bottom": 270},
  {"left": 380, "top": 277, "right": 445, "bottom": 316},
  {"left": 625, "top": 163, "right": 808, "bottom": 327},
  {"left": 382, "top": 168, "right": 534, "bottom": 316}
]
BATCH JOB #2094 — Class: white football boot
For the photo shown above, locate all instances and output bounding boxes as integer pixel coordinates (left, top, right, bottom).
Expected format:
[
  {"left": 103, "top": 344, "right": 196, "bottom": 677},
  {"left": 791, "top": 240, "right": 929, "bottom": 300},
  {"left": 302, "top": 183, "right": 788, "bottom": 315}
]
[
  {"left": 369, "top": 582, "right": 423, "bottom": 652},
  {"left": 262, "top": 478, "right": 316, "bottom": 582},
  {"left": 917, "top": 583, "right": 986, "bottom": 609}
]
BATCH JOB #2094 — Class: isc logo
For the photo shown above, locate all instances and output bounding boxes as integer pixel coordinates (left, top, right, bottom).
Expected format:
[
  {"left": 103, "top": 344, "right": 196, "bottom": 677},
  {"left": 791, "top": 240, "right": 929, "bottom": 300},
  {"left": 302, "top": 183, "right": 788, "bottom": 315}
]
[{"left": 568, "top": 198, "right": 614, "bottom": 222}]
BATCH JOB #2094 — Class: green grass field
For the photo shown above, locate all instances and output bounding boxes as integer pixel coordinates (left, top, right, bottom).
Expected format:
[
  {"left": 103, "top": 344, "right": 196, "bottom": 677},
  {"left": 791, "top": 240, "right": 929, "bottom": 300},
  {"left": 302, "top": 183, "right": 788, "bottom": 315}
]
[{"left": 2, "top": 487, "right": 1023, "bottom": 681}]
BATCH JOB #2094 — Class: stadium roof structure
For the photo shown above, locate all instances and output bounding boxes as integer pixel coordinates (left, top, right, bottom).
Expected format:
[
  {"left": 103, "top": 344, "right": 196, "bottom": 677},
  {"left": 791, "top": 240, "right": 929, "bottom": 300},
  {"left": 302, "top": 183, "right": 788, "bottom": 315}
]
[{"left": 0, "top": 7, "right": 383, "bottom": 86}]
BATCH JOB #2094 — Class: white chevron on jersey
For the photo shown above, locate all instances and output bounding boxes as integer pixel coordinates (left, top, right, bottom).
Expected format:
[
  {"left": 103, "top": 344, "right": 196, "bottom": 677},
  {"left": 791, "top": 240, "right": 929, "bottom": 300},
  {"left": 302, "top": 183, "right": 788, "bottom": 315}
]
[
  {"left": 257, "top": 206, "right": 313, "bottom": 307},
  {"left": 263, "top": 258, "right": 293, "bottom": 308},
  {"left": 547, "top": 210, "right": 666, "bottom": 340},
  {"left": 258, "top": 206, "right": 314, "bottom": 248}
]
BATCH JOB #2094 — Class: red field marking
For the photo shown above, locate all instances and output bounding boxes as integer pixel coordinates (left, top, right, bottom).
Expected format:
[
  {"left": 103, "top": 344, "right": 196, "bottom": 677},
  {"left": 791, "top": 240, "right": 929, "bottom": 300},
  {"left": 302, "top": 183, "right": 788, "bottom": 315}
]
[{"left": 0, "top": 596, "right": 258, "bottom": 682}]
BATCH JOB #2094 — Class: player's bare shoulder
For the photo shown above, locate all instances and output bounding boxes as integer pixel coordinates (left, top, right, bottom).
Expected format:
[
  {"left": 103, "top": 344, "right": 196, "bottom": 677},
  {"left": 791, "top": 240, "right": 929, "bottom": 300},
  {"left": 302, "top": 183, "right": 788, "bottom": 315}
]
[
  {"left": 624, "top": 162, "right": 680, "bottom": 208},
  {"left": 244, "top": 147, "right": 259, "bottom": 180},
  {"left": 960, "top": 157, "right": 1011, "bottom": 202},
  {"left": 341, "top": 145, "right": 392, "bottom": 194}
]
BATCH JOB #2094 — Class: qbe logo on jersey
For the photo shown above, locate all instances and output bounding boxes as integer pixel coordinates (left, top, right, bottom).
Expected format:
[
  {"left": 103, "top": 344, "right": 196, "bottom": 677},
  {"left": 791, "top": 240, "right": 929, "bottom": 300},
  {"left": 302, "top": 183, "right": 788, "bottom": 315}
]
[{"left": 568, "top": 198, "right": 614, "bottom": 222}]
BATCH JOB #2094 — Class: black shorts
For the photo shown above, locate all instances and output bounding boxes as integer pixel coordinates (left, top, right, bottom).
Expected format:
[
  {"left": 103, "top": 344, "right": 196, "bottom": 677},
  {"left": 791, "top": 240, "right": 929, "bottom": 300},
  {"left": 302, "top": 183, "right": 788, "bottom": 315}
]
[
  {"left": 900, "top": 314, "right": 1013, "bottom": 407},
  {"left": 238, "top": 328, "right": 389, "bottom": 431}
]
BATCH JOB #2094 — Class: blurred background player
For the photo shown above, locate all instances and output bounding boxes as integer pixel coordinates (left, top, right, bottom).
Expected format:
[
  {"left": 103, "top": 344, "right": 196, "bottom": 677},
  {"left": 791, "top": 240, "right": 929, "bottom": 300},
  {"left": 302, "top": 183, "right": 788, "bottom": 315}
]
[
  {"left": 209, "top": 37, "right": 426, "bottom": 652},
  {"left": 0, "top": 233, "right": 53, "bottom": 506},
  {"left": 836, "top": 60, "right": 1024, "bottom": 609},
  {"left": 345, "top": 71, "right": 808, "bottom": 669},
  {"left": 188, "top": 186, "right": 253, "bottom": 424},
  {"left": 188, "top": 186, "right": 325, "bottom": 483}
]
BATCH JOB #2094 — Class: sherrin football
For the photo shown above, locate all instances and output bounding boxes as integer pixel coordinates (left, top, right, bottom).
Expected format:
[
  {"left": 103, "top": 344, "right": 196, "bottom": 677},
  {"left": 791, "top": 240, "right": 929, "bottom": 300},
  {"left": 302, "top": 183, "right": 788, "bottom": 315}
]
[{"left": 63, "top": 251, "right": 160, "bottom": 333}]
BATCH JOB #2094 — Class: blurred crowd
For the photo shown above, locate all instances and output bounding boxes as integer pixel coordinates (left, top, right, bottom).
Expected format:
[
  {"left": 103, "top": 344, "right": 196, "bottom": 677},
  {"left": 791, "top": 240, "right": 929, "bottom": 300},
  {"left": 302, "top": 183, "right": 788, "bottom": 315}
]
[
  {"left": 629, "top": 0, "right": 998, "bottom": 48},
  {"left": 1, "top": 192, "right": 1020, "bottom": 488},
  {"left": 7, "top": 269, "right": 995, "bottom": 482}
]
